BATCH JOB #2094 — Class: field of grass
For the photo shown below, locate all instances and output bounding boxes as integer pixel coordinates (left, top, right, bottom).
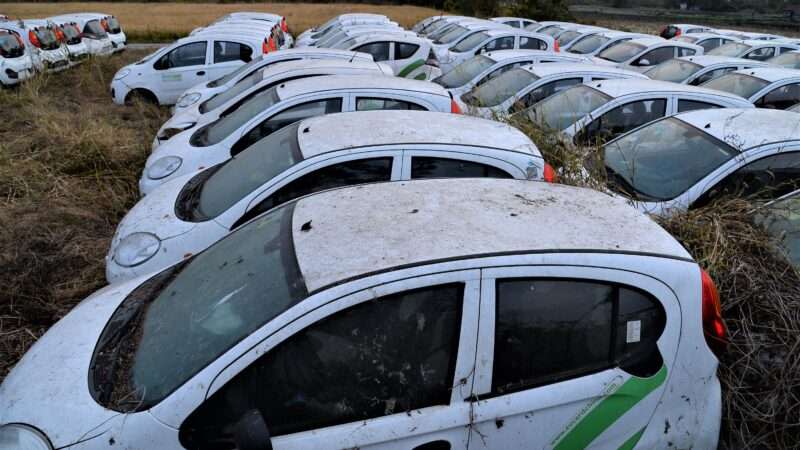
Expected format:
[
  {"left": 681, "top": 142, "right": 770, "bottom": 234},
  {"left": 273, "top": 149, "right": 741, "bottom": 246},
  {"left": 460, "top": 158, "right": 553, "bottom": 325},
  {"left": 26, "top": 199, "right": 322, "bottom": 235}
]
[{"left": 0, "top": 2, "right": 443, "bottom": 41}]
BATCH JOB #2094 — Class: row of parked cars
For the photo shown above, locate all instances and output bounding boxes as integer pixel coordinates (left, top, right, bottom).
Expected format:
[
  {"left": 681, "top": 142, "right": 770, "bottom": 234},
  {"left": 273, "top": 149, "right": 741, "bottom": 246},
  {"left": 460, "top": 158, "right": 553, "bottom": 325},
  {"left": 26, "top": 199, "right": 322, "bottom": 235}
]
[
  {"left": 1, "top": 11, "right": 798, "bottom": 450},
  {"left": 0, "top": 12, "right": 126, "bottom": 86}
]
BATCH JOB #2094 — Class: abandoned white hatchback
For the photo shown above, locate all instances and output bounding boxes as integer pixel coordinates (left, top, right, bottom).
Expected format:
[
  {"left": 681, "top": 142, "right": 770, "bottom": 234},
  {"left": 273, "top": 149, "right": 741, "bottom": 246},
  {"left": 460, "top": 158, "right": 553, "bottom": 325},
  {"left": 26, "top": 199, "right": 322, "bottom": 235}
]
[
  {"left": 109, "top": 110, "right": 551, "bottom": 282},
  {"left": 0, "top": 177, "right": 726, "bottom": 450},
  {"left": 593, "top": 36, "right": 703, "bottom": 71},
  {"left": 643, "top": 55, "right": 769, "bottom": 85},
  {"left": 701, "top": 67, "right": 800, "bottom": 110}
]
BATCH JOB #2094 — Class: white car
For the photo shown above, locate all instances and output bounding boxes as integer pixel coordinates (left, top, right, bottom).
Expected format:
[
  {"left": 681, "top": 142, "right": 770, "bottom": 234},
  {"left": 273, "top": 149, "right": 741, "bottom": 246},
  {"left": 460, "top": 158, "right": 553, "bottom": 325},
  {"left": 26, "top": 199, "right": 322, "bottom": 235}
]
[
  {"left": 527, "top": 20, "right": 580, "bottom": 36},
  {"left": 0, "top": 176, "right": 726, "bottom": 450},
  {"left": 438, "top": 28, "right": 556, "bottom": 74},
  {"left": 157, "top": 58, "right": 392, "bottom": 146},
  {"left": 192, "top": 20, "right": 287, "bottom": 52},
  {"left": 672, "top": 32, "right": 740, "bottom": 52},
  {"left": 142, "top": 75, "right": 458, "bottom": 194},
  {"left": 311, "top": 25, "right": 407, "bottom": 49},
  {"left": 566, "top": 30, "right": 651, "bottom": 57},
  {"left": 111, "top": 33, "right": 264, "bottom": 105},
  {"left": 767, "top": 50, "right": 800, "bottom": 69},
  {"left": 109, "top": 110, "right": 550, "bottom": 282},
  {"left": 659, "top": 23, "right": 713, "bottom": 39},
  {"left": 707, "top": 39, "right": 800, "bottom": 61},
  {"left": 0, "top": 28, "right": 33, "bottom": 86},
  {"left": 520, "top": 78, "right": 753, "bottom": 145},
  {"left": 701, "top": 67, "right": 800, "bottom": 110},
  {"left": 490, "top": 16, "right": 539, "bottom": 29},
  {"left": 643, "top": 55, "right": 770, "bottom": 85},
  {"left": 73, "top": 12, "right": 126, "bottom": 52},
  {"left": 460, "top": 63, "right": 647, "bottom": 119},
  {"left": 757, "top": 189, "right": 800, "bottom": 268},
  {"left": 171, "top": 47, "right": 375, "bottom": 114},
  {"left": 554, "top": 25, "right": 607, "bottom": 51},
  {"left": 50, "top": 14, "right": 114, "bottom": 56},
  {"left": 433, "top": 49, "right": 588, "bottom": 98},
  {"left": 334, "top": 34, "right": 442, "bottom": 80},
  {"left": 213, "top": 12, "right": 293, "bottom": 47},
  {"left": 593, "top": 37, "right": 703, "bottom": 71},
  {"left": 429, "top": 19, "right": 508, "bottom": 57},
  {"left": 43, "top": 18, "right": 90, "bottom": 65},
  {"left": 602, "top": 108, "right": 800, "bottom": 215},
  {"left": 411, "top": 14, "right": 452, "bottom": 34},
  {"left": 0, "top": 21, "right": 68, "bottom": 72},
  {"left": 714, "top": 29, "right": 783, "bottom": 41},
  {"left": 296, "top": 13, "right": 390, "bottom": 47},
  {"left": 790, "top": 102, "right": 800, "bottom": 113}
]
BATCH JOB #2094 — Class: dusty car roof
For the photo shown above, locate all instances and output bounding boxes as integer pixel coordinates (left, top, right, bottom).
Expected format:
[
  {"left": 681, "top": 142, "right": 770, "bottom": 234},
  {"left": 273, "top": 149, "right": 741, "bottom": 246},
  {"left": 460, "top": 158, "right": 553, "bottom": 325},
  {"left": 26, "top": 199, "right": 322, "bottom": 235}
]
[
  {"left": 596, "top": 30, "right": 649, "bottom": 39},
  {"left": 484, "top": 49, "right": 584, "bottom": 61},
  {"left": 526, "top": 62, "right": 645, "bottom": 78},
  {"left": 291, "top": 178, "right": 692, "bottom": 291},
  {"left": 296, "top": 110, "right": 539, "bottom": 158},
  {"left": 734, "top": 67, "right": 800, "bottom": 83},
  {"left": 262, "top": 58, "right": 382, "bottom": 77},
  {"left": 587, "top": 78, "right": 748, "bottom": 101},
  {"left": 626, "top": 36, "right": 668, "bottom": 47},
  {"left": 677, "top": 108, "right": 800, "bottom": 150},
  {"left": 680, "top": 54, "right": 768, "bottom": 67},
  {"left": 676, "top": 32, "right": 731, "bottom": 40},
  {"left": 277, "top": 74, "right": 447, "bottom": 100}
]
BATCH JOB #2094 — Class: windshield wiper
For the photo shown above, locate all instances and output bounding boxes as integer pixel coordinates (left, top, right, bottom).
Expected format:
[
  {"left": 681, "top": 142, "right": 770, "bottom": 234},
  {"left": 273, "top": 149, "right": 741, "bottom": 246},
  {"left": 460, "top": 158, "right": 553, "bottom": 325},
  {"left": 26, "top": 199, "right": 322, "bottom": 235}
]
[{"left": 605, "top": 165, "right": 645, "bottom": 201}]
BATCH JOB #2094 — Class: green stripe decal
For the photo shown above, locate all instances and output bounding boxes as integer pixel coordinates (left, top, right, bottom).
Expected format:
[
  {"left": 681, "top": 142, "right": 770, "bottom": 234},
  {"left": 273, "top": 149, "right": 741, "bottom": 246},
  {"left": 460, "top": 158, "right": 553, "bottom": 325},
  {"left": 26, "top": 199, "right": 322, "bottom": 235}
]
[
  {"left": 398, "top": 59, "right": 425, "bottom": 78},
  {"left": 553, "top": 366, "right": 667, "bottom": 450},
  {"left": 618, "top": 427, "right": 646, "bottom": 450}
]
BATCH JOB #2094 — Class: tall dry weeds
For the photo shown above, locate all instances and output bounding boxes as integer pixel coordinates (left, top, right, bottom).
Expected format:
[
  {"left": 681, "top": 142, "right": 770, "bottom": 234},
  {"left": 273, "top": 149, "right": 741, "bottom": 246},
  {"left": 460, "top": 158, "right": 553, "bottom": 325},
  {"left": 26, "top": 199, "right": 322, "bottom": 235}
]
[{"left": 0, "top": 51, "right": 169, "bottom": 379}]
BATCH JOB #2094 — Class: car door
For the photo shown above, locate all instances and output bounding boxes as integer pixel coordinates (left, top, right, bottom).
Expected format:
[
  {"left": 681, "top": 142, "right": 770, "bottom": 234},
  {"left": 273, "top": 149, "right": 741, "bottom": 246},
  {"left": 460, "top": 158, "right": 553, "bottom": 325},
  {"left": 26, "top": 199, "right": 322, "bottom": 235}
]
[
  {"left": 468, "top": 265, "right": 680, "bottom": 449},
  {"left": 152, "top": 39, "right": 210, "bottom": 103},
  {"left": 204, "top": 40, "right": 254, "bottom": 82},
  {"left": 401, "top": 149, "right": 522, "bottom": 180},
  {"left": 755, "top": 82, "right": 800, "bottom": 110},
  {"left": 179, "top": 271, "right": 480, "bottom": 450}
]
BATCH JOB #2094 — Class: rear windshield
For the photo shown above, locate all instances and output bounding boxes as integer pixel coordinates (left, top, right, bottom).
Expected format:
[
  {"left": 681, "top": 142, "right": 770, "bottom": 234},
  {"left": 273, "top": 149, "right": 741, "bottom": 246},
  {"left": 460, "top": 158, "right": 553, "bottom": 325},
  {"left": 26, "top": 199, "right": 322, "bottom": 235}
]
[
  {"left": 568, "top": 34, "right": 610, "bottom": 54},
  {"left": 597, "top": 41, "right": 646, "bottom": 63},
  {"left": 90, "top": 201, "right": 307, "bottom": 412},
  {"left": 768, "top": 51, "right": 800, "bottom": 69},
  {"left": 208, "top": 55, "right": 264, "bottom": 87},
  {"left": 433, "top": 54, "right": 495, "bottom": 88},
  {"left": 604, "top": 117, "right": 738, "bottom": 201},
  {"left": 644, "top": 59, "right": 702, "bottom": 83},
  {"left": 452, "top": 31, "right": 489, "bottom": 53},
  {"left": 526, "top": 85, "right": 611, "bottom": 131},
  {"left": 32, "top": 26, "right": 59, "bottom": 50},
  {"left": 83, "top": 20, "right": 108, "bottom": 39},
  {"left": 430, "top": 23, "right": 461, "bottom": 43},
  {"left": 463, "top": 67, "right": 538, "bottom": 107},
  {"left": 540, "top": 25, "right": 565, "bottom": 37},
  {"left": 107, "top": 16, "right": 121, "bottom": 34},
  {"left": 701, "top": 73, "right": 769, "bottom": 99},
  {"left": 707, "top": 42, "right": 751, "bottom": 57},
  {"left": 0, "top": 31, "right": 24, "bottom": 58},
  {"left": 185, "top": 123, "right": 302, "bottom": 220},
  {"left": 191, "top": 87, "right": 281, "bottom": 147},
  {"left": 61, "top": 24, "right": 82, "bottom": 43},
  {"left": 557, "top": 31, "right": 581, "bottom": 47},
  {"left": 200, "top": 68, "right": 265, "bottom": 113}
]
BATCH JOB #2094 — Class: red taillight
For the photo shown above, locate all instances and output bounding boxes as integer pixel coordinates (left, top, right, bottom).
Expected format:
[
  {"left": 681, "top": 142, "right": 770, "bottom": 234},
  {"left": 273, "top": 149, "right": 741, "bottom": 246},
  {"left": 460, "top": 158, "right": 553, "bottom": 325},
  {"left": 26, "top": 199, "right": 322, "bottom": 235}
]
[
  {"left": 55, "top": 27, "right": 65, "bottom": 42},
  {"left": 101, "top": 18, "right": 110, "bottom": 31},
  {"left": 701, "top": 268, "right": 727, "bottom": 356},
  {"left": 450, "top": 98, "right": 462, "bottom": 114},
  {"left": 28, "top": 30, "right": 40, "bottom": 48},
  {"left": 543, "top": 163, "right": 557, "bottom": 183},
  {"left": 675, "top": 28, "right": 682, "bottom": 37},
  {"left": 262, "top": 39, "right": 270, "bottom": 54},
  {"left": 554, "top": 40, "right": 560, "bottom": 52},
  {"left": 281, "top": 18, "right": 288, "bottom": 33},
  {"left": 269, "top": 35, "right": 276, "bottom": 51}
]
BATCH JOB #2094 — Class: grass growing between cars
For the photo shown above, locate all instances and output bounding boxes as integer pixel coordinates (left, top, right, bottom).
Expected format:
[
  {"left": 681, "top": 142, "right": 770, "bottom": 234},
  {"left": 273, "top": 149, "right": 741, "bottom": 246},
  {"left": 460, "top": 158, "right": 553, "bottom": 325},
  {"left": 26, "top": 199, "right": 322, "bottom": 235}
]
[
  {"left": 505, "top": 116, "right": 800, "bottom": 448},
  {"left": 0, "top": 50, "right": 168, "bottom": 379}
]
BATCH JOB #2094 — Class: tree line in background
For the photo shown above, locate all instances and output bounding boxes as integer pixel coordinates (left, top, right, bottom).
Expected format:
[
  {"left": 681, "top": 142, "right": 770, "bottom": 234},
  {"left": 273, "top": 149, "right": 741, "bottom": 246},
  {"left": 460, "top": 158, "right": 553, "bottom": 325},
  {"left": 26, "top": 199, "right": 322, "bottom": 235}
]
[{"left": 584, "top": 0, "right": 800, "bottom": 13}]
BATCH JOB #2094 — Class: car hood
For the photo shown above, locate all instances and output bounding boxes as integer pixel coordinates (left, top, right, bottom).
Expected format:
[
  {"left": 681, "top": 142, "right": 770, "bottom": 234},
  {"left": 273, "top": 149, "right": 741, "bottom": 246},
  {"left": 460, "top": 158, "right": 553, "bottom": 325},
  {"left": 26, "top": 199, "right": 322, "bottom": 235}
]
[
  {"left": 589, "top": 56, "right": 618, "bottom": 67},
  {"left": 0, "top": 280, "right": 141, "bottom": 448}
]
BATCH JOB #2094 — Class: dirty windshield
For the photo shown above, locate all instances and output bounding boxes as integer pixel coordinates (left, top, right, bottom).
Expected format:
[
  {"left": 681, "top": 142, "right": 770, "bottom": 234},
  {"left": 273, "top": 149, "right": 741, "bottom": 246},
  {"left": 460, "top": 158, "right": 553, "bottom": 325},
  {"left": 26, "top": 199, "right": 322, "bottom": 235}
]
[
  {"left": 644, "top": 59, "right": 702, "bottom": 83},
  {"left": 463, "top": 67, "right": 538, "bottom": 107},
  {"left": 707, "top": 42, "right": 751, "bottom": 57},
  {"left": 597, "top": 41, "right": 645, "bottom": 63},
  {"left": 200, "top": 68, "right": 266, "bottom": 113},
  {"left": 700, "top": 73, "right": 769, "bottom": 99},
  {"left": 568, "top": 34, "right": 610, "bottom": 54},
  {"left": 524, "top": 84, "right": 610, "bottom": 131},
  {"left": 434, "top": 54, "right": 495, "bottom": 88},
  {"left": 190, "top": 87, "right": 280, "bottom": 147},
  {"left": 208, "top": 55, "right": 263, "bottom": 87}
]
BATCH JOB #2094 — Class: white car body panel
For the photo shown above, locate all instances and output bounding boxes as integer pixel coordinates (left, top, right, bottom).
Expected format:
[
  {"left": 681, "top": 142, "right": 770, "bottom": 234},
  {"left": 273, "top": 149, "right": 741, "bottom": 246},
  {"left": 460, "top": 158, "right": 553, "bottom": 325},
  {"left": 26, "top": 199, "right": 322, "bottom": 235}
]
[
  {"left": 0, "top": 22, "right": 69, "bottom": 72},
  {"left": 0, "top": 29, "right": 33, "bottom": 85},
  {"left": 438, "top": 29, "right": 557, "bottom": 74},
  {"left": 592, "top": 37, "right": 704, "bottom": 71}
]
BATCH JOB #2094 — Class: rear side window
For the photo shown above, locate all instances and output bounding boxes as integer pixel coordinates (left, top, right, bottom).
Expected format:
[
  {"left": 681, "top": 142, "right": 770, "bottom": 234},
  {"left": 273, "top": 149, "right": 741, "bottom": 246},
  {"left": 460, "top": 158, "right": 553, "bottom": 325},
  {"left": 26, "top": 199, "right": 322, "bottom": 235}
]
[
  {"left": 678, "top": 47, "right": 696, "bottom": 57},
  {"left": 234, "top": 158, "right": 392, "bottom": 228},
  {"left": 634, "top": 47, "right": 674, "bottom": 67},
  {"left": 577, "top": 98, "right": 668, "bottom": 145},
  {"left": 677, "top": 99, "right": 722, "bottom": 113},
  {"left": 519, "top": 36, "right": 546, "bottom": 50},
  {"left": 411, "top": 157, "right": 514, "bottom": 179},
  {"left": 492, "top": 278, "right": 665, "bottom": 395},
  {"left": 756, "top": 83, "right": 800, "bottom": 110},
  {"left": 699, "top": 38, "right": 721, "bottom": 52},
  {"left": 395, "top": 42, "right": 419, "bottom": 60},
  {"left": 180, "top": 283, "right": 464, "bottom": 443},
  {"left": 690, "top": 67, "right": 735, "bottom": 86},
  {"left": 745, "top": 47, "right": 775, "bottom": 61},
  {"left": 516, "top": 77, "right": 582, "bottom": 112},
  {"left": 504, "top": 20, "right": 521, "bottom": 28},
  {"left": 154, "top": 41, "right": 207, "bottom": 70},
  {"left": 356, "top": 97, "right": 426, "bottom": 111},
  {"left": 483, "top": 36, "right": 515, "bottom": 52},
  {"left": 355, "top": 41, "right": 390, "bottom": 61},
  {"left": 213, "top": 41, "right": 253, "bottom": 63}
]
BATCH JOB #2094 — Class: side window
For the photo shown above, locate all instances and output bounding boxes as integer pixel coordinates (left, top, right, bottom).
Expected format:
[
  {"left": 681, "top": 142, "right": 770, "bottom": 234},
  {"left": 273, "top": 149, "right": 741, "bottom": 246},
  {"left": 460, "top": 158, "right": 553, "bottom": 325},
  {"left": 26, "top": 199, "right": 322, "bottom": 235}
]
[
  {"left": 231, "top": 98, "right": 342, "bottom": 156},
  {"left": 756, "top": 83, "right": 800, "bottom": 110},
  {"left": 504, "top": 20, "right": 521, "bottom": 28},
  {"left": 411, "top": 157, "right": 514, "bottom": 179},
  {"left": 633, "top": 47, "right": 674, "bottom": 67},
  {"left": 780, "top": 47, "right": 799, "bottom": 54},
  {"left": 690, "top": 67, "right": 735, "bottom": 86},
  {"left": 356, "top": 97, "right": 426, "bottom": 111},
  {"left": 234, "top": 158, "right": 393, "bottom": 227},
  {"left": 483, "top": 36, "right": 515, "bottom": 52},
  {"left": 354, "top": 41, "right": 390, "bottom": 62},
  {"left": 154, "top": 41, "right": 207, "bottom": 70},
  {"left": 692, "top": 152, "right": 800, "bottom": 208},
  {"left": 180, "top": 283, "right": 464, "bottom": 445},
  {"left": 479, "top": 62, "right": 525, "bottom": 85},
  {"left": 492, "top": 279, "right": 665, "bottom": 395},
  {"left": 577, "top": 99, "right": 668, "bottom": 145},
  {"left": 678, "top": 47, "right": 696, "bottom": 57},
  {"left": 677, "top": 99, "right": 722, "bottom": 113},
  {"left": 514, "top": 77, "right": 581, "bottom": 112},
  {"left": 213, "top": 41, "right": 253, "bottom": 64},
  {"left": 699, "top": 38, "right": 720, "bottom": 52},
  {"left": 519, "top": 36, "right": 545, "bottom": 50},
  {"left": 394, "top": 42, "right": 419, "bottom": 60},
  {"left": 745, "top": 47, "right": 775, "bottom": 61}
]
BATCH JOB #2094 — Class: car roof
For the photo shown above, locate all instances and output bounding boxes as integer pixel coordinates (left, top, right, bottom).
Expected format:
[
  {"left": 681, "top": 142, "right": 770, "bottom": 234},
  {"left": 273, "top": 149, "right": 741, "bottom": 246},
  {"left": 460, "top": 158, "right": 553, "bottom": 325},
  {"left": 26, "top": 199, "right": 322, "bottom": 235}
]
[
  {"left": 296, "top": 110, "right": 539, "bottom": 159},
  {"left": 681, "top": 54, "right": 770, "bottom": 67},
  {"left": 483, "top": 28, "right": 540, "bottom": 38},
  {"left": 734, "top": 67, "right": 800, "bottom": 83},
  {"left": 484, "top": 49, "right": 584, "bottom": 61},
  {"left": 738, "top": 39, "right": 789, "bottom": 47},
  {"left": 344, "top": 33, "right": 426, "bottom": 45},
  {"left": 626, "top": 36, "right": 670, "bottom": 47},
  {"left": 588, "top": 78, "right": 747, "bottom": 100},
  {"left": 266, "top": 47, "right": 373, "bottom": 59},
  {"left": 597, "top": 30, "right": 648, "bottom": 39},
  {"left": 277, "top": 74, "right": 447, "bottom": 102},
  {"left": 676, "top": 108, "right": 800, "bottom": 150},
  {"left": 526, "top": 62, "right": 645, "bottom": 78},
  {"left": 677, "top": 32, "right": 732, "bottom": 40},
  {"left": 262, "top": 58, "right": 381, "bottom": 77},
  {"left": 291, "top": 178, "right": 692, "bottom": 291}
]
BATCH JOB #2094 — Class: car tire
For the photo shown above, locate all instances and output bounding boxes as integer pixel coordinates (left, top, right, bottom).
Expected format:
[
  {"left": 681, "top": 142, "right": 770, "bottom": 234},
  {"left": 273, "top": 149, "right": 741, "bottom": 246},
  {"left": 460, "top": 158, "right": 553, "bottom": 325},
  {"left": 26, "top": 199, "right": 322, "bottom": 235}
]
[{"left": 125, "top": 89, "right": 158, "bottom": 106}]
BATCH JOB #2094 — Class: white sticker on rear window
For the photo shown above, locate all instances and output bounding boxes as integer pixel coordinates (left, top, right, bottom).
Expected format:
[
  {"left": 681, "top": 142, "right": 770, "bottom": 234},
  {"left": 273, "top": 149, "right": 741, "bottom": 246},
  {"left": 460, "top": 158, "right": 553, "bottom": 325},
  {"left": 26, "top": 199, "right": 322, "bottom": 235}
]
[{"left": 626, "top": 320, "right": 641, "bottom": 343}]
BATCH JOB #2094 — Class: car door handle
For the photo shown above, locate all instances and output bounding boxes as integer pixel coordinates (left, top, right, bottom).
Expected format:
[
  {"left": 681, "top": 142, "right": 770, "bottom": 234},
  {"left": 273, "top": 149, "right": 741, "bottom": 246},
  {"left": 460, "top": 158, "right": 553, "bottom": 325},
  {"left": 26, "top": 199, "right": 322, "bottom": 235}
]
[
  {"left": 412, "top": 440, "right": 451, "bottom": 450},
  {"left": 196, "top": 71, "right": 206, "bottom": 76}
]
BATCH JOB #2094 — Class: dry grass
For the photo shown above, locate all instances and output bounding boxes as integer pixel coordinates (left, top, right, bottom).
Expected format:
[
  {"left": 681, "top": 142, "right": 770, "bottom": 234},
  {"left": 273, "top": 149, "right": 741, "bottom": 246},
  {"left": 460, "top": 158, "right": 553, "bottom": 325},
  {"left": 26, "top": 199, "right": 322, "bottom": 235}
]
[
  {"left": 0, "top": 51, "right": 168, "bottom": 379},
  {"left": 0, "top": 2, "right": 443, "bottom": 41}
]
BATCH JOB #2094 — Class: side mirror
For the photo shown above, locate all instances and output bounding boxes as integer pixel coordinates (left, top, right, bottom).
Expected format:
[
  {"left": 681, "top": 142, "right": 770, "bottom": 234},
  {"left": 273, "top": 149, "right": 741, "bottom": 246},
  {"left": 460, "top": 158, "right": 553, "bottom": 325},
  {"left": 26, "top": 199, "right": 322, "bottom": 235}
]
[{"left": 233, "top": 409, "right": 272, "bottom": 450}]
